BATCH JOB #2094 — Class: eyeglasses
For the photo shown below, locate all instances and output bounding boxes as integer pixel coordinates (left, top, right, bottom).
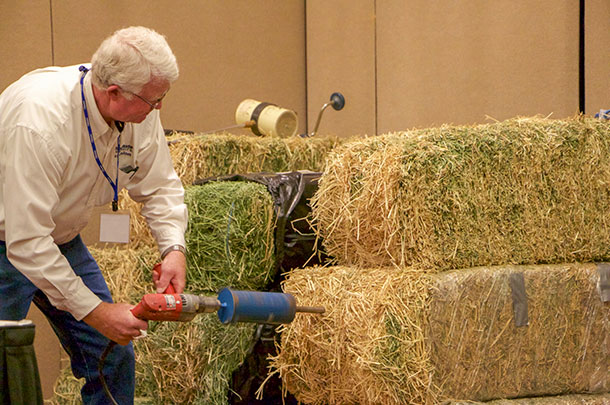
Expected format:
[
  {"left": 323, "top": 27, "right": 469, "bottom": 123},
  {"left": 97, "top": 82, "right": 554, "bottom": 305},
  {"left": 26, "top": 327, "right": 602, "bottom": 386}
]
[{"left": 121, "top": 89, "right": 167, "bottom": 109}]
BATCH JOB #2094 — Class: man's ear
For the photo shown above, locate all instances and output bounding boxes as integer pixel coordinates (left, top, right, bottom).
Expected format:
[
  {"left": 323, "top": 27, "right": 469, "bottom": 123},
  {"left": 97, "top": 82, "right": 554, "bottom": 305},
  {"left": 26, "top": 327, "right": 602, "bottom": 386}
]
[{"left": 106, "top": 85, "right": 122, "bottom": 100}]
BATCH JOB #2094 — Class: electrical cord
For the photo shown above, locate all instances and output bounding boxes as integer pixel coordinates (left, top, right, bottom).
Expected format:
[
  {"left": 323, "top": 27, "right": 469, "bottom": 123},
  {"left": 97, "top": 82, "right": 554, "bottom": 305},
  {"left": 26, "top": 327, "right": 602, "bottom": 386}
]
[{"left": 99, "top": 341, "right": 119, "bottom": 405}]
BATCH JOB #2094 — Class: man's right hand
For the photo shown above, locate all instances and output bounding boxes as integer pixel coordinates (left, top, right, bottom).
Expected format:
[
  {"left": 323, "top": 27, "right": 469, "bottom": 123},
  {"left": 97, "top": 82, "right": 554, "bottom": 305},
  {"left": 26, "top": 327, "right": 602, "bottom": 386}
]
[{"left": 83, "top": 302, "right": 148, "bottom": 345}]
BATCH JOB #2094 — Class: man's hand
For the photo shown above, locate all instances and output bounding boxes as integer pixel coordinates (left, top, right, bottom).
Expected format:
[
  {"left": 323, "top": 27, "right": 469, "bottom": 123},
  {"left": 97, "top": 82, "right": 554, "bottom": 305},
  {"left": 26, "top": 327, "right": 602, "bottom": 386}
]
[
  {"left": 153, "top": 250, "right": 186, "bottom": 293},
  {"left": 83, "top": 302, "right": 148, "bottom": 345}
]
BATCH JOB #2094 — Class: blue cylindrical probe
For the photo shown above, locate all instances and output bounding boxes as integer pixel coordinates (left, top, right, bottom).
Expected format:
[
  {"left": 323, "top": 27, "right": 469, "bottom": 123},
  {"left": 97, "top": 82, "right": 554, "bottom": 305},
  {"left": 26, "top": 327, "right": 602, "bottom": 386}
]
[{"left": 216, "top": 288, "right": 324, "bottom": 325}]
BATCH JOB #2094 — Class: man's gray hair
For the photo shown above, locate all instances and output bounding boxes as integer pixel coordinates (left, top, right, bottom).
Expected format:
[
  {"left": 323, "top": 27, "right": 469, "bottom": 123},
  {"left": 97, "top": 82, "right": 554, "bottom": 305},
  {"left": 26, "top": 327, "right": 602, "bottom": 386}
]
[{"left": 91, "top": 26, "right": 179, "bottom": 93}]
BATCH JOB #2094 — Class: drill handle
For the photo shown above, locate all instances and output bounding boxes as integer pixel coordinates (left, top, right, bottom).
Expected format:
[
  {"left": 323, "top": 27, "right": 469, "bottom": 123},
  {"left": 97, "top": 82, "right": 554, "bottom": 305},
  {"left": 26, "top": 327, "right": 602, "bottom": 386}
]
[{"left": 153, "top": 263, "right": 176, "bottom": 294}]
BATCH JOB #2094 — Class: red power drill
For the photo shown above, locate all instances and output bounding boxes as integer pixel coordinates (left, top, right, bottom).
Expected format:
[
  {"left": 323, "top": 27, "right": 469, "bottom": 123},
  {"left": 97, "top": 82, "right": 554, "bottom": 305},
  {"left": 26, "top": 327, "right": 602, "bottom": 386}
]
[{"left": 130, "top": 264, "right": 221, "bottom": 321}]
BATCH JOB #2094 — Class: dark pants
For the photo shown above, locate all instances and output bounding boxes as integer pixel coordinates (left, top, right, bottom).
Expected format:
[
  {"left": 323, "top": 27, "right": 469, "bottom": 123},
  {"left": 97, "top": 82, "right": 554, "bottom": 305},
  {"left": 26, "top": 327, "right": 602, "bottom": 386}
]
[{"left": 0, "top": 236, "right": 135, "bottom": 404}]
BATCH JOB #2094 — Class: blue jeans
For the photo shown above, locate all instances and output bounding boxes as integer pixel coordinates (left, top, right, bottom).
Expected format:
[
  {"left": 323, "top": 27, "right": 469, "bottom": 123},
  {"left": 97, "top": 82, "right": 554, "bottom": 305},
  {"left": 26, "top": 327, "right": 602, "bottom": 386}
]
[{"left": 0, "top": 235, "right": 135, "bottom": 405}]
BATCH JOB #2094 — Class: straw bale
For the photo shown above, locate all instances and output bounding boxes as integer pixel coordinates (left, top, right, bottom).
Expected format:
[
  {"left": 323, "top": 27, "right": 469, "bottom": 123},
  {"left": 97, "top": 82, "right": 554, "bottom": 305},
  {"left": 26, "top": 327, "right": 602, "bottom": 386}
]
[
  {"left": 270, "top": 263, "right": 609, "bottom": 404},
  {"left": 184, "top": 181, "right": 277, "bottom": 293},
  {"left": 269, "top": 265, "right": 435, "bottom": 404},
  {"left": 312, "top": 116, "right": 610, "bottom": 269},
  {"left": 91, "top": 245, "right": 159, "bottom": 303}
]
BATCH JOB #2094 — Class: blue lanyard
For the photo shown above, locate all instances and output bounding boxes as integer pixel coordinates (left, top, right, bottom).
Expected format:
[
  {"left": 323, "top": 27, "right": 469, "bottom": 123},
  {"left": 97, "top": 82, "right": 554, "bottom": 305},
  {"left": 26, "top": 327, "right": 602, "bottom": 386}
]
[{"left": 79, "top": 66, "right": 120, "bottom": 211}]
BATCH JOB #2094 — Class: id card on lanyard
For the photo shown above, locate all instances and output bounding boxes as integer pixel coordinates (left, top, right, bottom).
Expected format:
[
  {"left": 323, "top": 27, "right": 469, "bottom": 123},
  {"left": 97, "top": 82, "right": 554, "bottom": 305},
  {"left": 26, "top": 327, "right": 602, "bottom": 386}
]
[{"left": 79, "top": 65, "right": 130, "bottom": 245}]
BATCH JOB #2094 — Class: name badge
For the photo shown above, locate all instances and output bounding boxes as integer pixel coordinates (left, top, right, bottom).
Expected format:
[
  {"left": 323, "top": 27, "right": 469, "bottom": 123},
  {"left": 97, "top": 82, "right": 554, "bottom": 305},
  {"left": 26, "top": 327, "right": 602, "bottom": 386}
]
[{"left": 99, "top": 211, "right": 130, "bottom": 243}]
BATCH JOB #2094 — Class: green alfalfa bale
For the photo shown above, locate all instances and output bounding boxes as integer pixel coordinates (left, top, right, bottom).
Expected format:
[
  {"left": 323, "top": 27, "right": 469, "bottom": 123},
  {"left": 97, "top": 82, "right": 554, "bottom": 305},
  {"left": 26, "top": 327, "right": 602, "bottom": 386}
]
[
  {"left": 184, "top": 181, "right": 277, "bottom": 293},
  {"left": 168, "top": 131, "right": 342, "bottom": 185},
  {"left": 269, "top": 263, "right": 609, "bottom": 404},
  {"left": 312, "top": 116, "right": 610, "bottom": 270},
  {"left": 133, "top": 316, "right": 256, "bottom": 405}
]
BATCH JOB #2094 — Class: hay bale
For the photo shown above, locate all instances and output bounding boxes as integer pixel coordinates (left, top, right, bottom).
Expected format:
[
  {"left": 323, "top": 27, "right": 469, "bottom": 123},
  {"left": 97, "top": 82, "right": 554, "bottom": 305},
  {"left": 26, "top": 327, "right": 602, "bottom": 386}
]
[
  {"left": 269, "top": 263, "right": 609, "bottom": 404},
  {"left": 93, "top": 245, "right": 159, "bottom": 303},
  {"left": 427, "top": 264, "right": 608, "bottom": 400},
  {"left": 312, "top": 116, "right": 610, "bottom": 269},
  {"left": 184, "top": 181, "right": 277, "bottom": 293},
  {"left": 117, "top": 191, "right": 156, "bottom": 249},
  {"left": 168, "top": 132, "right": 341, "bottom": 185},
  {"left": 50, "top": 243, "right": 259, "bottom": 405},
  {"left": 50, "top": 320, "right": 255, "bottom": 405},
  {"left": 133, "top": 317, "right": 256, "bottom": 404}
]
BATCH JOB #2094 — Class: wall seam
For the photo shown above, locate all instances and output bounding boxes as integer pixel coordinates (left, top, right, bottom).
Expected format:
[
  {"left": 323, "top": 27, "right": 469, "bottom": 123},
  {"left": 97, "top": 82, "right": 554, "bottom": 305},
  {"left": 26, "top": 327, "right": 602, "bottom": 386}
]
[
  {"left": 49, "top": 0, "right": 55, "bottom": 65},
  {"left": 304, "top": 0, "right": 309, "bottom": 135},
  {"left": 374, "top": 0, "right": 378, "bottom": 135},
  {"left": 579, "top": 0, "right": 585, "bottom": 114}
]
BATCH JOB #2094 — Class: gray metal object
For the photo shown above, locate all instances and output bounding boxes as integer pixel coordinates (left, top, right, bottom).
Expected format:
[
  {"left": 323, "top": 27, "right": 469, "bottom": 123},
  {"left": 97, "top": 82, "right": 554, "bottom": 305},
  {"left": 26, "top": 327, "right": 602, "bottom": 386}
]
[
  {"left": 305, "top": 92, "right": 345, "bottom": 138},
  {"left": 509, "top": 272, "right": 529, "bottom": 327}
]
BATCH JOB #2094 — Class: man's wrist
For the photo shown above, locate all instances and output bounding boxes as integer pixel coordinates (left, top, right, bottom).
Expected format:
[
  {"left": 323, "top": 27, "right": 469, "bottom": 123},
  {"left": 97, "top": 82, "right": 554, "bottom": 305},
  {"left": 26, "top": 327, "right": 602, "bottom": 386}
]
[{"left": 161, "top": 244, "right": 186, "bottom": 259}]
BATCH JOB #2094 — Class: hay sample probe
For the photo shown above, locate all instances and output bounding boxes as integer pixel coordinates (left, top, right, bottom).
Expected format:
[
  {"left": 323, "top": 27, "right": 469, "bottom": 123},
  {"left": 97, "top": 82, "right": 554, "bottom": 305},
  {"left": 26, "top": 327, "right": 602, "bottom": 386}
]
[
  {"left": 131, "top": 264, "right": 325, "bottom": 324},
  {"left": 131, "top": 285, "right": 326, "bottom": 325}
]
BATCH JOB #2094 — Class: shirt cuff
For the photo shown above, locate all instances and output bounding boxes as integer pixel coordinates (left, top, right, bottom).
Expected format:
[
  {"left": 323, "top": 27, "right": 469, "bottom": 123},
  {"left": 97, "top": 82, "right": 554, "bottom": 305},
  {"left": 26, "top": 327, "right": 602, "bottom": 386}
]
[{"left": 68, "top": 289, "right": 103, "bottom": 321}]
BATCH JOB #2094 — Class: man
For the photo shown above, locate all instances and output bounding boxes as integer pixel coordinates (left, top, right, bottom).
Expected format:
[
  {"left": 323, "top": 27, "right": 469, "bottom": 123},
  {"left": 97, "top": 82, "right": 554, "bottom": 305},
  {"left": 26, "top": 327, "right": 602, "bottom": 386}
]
[{"left": 0, "top": 26, "right": 187, "bottom": 404}]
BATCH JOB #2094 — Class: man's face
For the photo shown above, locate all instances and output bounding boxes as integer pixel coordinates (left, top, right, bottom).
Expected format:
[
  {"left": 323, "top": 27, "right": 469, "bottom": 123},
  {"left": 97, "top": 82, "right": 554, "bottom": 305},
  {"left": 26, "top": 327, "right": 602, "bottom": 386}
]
[{"left": 107, "top": 79, "right": 170, "bottom": 123}]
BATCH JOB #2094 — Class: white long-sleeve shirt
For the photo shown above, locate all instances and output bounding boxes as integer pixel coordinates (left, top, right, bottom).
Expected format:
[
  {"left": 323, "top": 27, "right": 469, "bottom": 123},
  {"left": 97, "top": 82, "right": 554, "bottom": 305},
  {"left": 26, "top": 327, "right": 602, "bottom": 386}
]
[{"left": 0, "top": 64, "right": 187, "bottom": 320}]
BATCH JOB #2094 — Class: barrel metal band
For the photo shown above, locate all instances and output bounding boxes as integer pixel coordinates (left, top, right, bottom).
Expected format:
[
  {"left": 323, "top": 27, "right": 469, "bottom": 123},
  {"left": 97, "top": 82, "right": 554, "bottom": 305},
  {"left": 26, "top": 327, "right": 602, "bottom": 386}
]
[{"left": 250, "top": 102, "right": 274, "bottom": 136}]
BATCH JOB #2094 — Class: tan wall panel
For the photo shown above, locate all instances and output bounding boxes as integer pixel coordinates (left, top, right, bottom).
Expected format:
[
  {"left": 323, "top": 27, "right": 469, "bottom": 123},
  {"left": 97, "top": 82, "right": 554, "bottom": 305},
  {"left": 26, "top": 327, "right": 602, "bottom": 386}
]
[
  {"left": 306, "top": 0, "right": 376, "bottom": 137},
  {"left": 50, "top": 0, "right": 306, "bottom": 134},
  {"left": 585, "top": 0, "right": 610, "bottom": 116},
  {"left": 377, "top": 0, "right": 580, "bottom": 131},
  {"left": 27, "top": 306, "right": 63, "bottom": 400},
  {"left": 0, "top": 1, "right": 52, "bottom": 91}
]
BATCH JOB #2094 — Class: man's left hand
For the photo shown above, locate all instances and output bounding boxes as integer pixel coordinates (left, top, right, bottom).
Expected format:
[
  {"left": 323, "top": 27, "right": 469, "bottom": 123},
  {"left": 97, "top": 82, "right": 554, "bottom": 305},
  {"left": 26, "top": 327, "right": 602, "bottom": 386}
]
[{"left": 153, "top": 250, "right": 186, "bottom": 293}]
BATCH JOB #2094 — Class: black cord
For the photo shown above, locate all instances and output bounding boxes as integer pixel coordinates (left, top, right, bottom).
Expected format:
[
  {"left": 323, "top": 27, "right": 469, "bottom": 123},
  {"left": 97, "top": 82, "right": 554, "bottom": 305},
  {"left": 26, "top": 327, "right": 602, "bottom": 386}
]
[{"left": 99, "top": 341, "right": 119, "bottom": 405}]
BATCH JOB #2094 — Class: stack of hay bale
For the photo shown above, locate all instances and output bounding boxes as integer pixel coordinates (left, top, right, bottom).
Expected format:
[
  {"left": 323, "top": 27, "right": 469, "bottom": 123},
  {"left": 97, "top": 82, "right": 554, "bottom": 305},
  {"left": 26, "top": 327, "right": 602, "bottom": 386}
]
[
  {"left": 269, "top": 117, "right": 610, "bottom": 404},
  {"left": 51, "top": 132, "right": 342, "bottom": 404}
]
